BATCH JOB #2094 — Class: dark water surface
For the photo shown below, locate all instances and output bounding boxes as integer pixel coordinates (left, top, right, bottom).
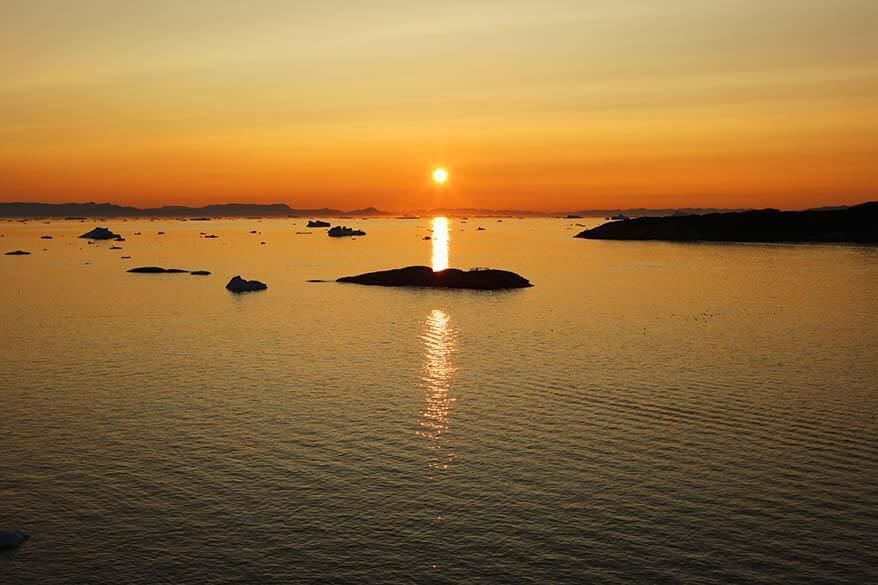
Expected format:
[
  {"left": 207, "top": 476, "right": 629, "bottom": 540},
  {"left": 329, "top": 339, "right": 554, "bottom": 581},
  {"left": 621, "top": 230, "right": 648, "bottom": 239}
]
[{"left": 1, "top": 218, "right": 876, "bottom": 584}]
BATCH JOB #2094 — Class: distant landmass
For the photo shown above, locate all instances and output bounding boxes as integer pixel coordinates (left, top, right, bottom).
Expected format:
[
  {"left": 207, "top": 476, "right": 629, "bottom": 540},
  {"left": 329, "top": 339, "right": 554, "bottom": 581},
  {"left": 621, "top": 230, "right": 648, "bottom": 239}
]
[
  {"left": 0, "top": 202, "right": 392, "bottom": 218},
  {"left": 0, "top": 200, "right": 867, "bottom": 220},
  {"left": 416, "top": 206, "right": 752, "bottom": 218},
  {"left": 575, "top": 202, "right": 877, "bottom": 243},
  {"left": 566, "top": 207, "right": 753, "bottom": 218}
]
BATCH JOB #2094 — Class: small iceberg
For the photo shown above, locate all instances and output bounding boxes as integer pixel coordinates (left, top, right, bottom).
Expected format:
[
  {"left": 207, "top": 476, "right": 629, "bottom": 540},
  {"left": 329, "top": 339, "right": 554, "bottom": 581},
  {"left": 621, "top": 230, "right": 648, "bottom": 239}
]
[
  {"left": 79, "top": 227, "right": 122, "bottom": 240},
  {"left": 128, "top": 266, "right": 188, "bottom": 273},
  {"left": 0, "top": 529, "right": 30, "bottom": 549},
  {"left": 328, "top": 226, "right": 365, "bottom": 237}
]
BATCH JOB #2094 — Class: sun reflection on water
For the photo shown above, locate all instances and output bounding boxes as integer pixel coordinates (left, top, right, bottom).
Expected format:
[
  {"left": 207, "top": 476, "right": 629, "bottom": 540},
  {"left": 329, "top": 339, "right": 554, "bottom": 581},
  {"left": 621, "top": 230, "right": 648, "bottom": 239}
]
[
  {"left": 431, "top": 216, "right": 449, "bottom": 272},
  {"left": 418, "top": 308, "right": 457, "bottom": 471}
]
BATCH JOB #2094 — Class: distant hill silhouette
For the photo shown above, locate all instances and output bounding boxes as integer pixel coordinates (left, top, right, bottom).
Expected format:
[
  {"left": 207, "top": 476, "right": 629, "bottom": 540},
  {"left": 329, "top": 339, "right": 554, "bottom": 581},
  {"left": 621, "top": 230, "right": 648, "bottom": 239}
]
[
  {"left": 575, "top": 202, "right": 877, "bottom": 243},
  {"left": 0, "top": 200, "right": 867, "bottom": 221},
  {"left": 411, "top": 206, "right": 753, "bottom": 217},
  {"left": 0, "top": 202, "right": 391, "bottom": 218},
  {"left": 566, "top": 207, "right": 752, "bottom": 218}
]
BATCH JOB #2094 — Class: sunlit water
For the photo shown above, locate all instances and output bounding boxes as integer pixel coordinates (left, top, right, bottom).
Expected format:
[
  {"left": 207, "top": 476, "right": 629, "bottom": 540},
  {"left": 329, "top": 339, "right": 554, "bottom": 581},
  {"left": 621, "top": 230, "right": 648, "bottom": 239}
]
[
  {"left": 431, "top": 217, "right": 449, "bottom": 271},
  {"left": 1, "top": 217, "right": 876, "bottom": 584}
]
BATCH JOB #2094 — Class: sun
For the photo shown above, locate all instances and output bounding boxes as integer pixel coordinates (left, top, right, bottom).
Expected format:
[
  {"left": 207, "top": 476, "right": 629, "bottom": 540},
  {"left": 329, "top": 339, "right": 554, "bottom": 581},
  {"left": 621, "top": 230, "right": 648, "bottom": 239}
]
[{"left": 432, "top": 168, "right": 448, "bottom": 184}]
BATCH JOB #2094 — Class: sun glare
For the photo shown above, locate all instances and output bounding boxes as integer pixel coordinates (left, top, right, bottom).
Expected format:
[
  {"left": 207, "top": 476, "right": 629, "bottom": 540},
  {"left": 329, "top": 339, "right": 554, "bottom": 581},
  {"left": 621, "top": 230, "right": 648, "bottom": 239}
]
[
  {"left": 432, "top": 168, "right": 448, "bottom": 184},
  {"left": 431, "top": 216, "right": 449, "bottom": 272}
]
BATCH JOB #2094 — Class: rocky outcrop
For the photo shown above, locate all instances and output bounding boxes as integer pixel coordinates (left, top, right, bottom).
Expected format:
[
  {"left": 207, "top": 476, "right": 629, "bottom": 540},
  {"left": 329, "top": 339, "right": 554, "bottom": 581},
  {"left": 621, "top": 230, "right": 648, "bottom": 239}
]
[
  {"left": 338, "top": 266, "right": 532, "bottom": 289},
  {"left": 226, "top": 275, "right": 267, "bottom": 292},
  {"left": 5, "top": 250, "right": 30, "bottom": 255},
  {"left": 307, "top": 220, "right": 331, "bottom": 228},
  {"left": 575, "top": 202, "right": 878, "bottom": 242}
]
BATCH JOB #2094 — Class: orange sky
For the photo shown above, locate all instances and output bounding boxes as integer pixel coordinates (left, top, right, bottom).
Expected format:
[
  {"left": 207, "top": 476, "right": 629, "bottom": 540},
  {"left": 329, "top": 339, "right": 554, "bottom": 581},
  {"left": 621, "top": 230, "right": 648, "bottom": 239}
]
[{"left": 1, "top": 0, "right": 876, "bottom": 211}]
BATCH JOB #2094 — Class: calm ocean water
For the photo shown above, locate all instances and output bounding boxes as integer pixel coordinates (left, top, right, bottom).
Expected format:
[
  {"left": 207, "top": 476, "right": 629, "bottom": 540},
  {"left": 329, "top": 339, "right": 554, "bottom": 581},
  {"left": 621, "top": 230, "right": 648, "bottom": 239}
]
[{"left": 1, "top": 217, "right": 876, "bottom": 584}]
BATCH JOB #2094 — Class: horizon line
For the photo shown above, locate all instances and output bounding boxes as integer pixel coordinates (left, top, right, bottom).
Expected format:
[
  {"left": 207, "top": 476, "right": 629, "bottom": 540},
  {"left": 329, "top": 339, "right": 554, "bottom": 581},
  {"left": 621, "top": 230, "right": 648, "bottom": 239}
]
[{"left": 1, "top": 199, "right": 874, "bottom": 218}]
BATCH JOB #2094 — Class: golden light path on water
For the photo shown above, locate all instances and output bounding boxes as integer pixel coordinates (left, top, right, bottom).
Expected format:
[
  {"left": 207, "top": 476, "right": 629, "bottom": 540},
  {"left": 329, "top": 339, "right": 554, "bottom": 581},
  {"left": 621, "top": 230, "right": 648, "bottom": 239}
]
[
  {"left": 418, "top": 308, "right": 457, "bottom": 471},
  {"left": 431, "top": 216, "right": 449, "bottom": 272}
]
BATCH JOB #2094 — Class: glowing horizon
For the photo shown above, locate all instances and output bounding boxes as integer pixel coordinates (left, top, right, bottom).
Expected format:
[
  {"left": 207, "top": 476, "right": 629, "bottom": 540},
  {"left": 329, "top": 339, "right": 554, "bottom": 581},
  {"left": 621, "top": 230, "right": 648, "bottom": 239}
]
[{"left": 1, "top": 1, "right": 876, "bottom": 211}]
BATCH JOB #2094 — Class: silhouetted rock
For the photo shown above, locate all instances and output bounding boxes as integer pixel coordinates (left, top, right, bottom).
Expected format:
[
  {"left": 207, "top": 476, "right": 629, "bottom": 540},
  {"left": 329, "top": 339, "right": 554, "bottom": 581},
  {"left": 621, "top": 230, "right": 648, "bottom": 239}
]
[
  {"left": 328, "top": 225, "right": 365, "bottom": 237},
  {"left": 307, "top": 220, "right": 331, "bottom": 228},
  {"left": 5, "top": 250, "right": 30, "bottom": 255},
  {"left": 0, "top": 530, "right": 30, "bottom": 549},
  {"left": 41, "top": 235, "right": 53, "bottom": 239},
  {"left": 338, "top": 266, "right": 532, "bottom": 290},
  {"left": 110, "top": 246, "right": 123, "bottom": 250},
  {"left": 79, "top": 227, "right": 120, "bottom": 240},
  {"left": 190, "top": 270, "right": 211, "bottom": 276},
  {"left": 226, "top": 275, "right": 267, "bottom": 292},
  {"left": 575, "top": 202, "right": 878, "bottom": 243},
  {"left": 127, "top": 266, "right": 189, "bottom": 273},
  {"left": 477, "top": 226, "right": 486, "bottom": 231},
  {"left": 203, "top": 234, "right": 218, "bottom": 238}
]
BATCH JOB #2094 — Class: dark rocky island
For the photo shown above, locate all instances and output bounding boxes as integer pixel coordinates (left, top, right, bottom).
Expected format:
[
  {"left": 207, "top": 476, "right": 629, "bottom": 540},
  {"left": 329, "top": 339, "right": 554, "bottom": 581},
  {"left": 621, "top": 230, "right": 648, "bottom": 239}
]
[
  {"left": 128, "top": 266, "right": 189, "bottom": 273},
  {"left": 190, "top": 270, "right": 211, "bottom": 276},
  {"left": 5, "top": 250, "right": 30, "bottom": 255},
  {"left": 338, "top": 266, "right": 532, "bottom": 289},
  {"left": 79, "top": 227, "right": 123, "bottom": 240},
  {"left": 307, "top": 220, "right": 331, "bottom": 228},
  {"left": 575, "top": 202, "right": 878, "bottom": 243},
  {"left": 226, "top": 275, "right": 268, "bottom": 292},
  {"left": 328, "top": 226, "right": 365, "bottom": 237}
]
